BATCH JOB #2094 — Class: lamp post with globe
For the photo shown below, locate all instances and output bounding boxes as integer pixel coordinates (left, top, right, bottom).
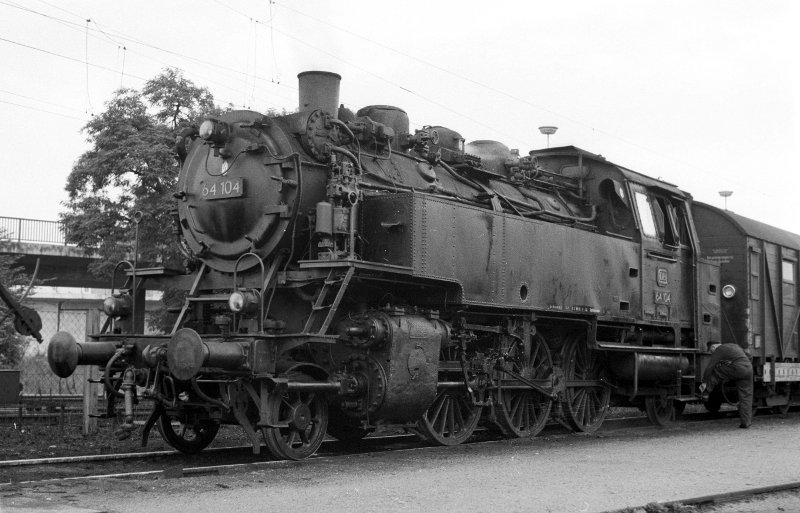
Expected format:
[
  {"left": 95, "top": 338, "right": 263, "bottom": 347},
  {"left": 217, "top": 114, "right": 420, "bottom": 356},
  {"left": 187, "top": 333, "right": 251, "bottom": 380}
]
[
  {"left": 538, "top": 126, "right": 558, "bottom": 148},
  {"left": 719, "top": 190, "right": 733, "bottom": 210}
]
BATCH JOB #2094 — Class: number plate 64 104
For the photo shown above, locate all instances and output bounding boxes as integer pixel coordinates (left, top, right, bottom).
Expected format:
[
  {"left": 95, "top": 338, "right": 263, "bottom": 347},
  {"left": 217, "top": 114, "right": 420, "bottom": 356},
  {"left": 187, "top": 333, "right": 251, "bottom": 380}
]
[{"left": 200, "top": 177, "right": 244, "bottom": 200}]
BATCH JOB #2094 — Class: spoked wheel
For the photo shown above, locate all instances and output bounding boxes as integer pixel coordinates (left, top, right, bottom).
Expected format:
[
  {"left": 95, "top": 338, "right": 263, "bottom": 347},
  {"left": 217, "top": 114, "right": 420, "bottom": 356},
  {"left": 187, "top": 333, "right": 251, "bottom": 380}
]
[
  {"left": 645, "top": 395, "right": 675, "bottom": 426},
  {"left": 326, "top": 406, "right": 373, "bottom": 442},
  {"left": 157, "top": 412, "right": 220, "bottom": 454},
  {"left": 561, "top": 334, "right": 611, "bottom": 433},
  {"left": 493, "top": 334, "right": 553, "bottom": 438},
  {"left": 261, "top": 383, "right": 329, "bottom": 460},
  {"left": 416, "top": 389, "right": 482, "bottom": 446}
]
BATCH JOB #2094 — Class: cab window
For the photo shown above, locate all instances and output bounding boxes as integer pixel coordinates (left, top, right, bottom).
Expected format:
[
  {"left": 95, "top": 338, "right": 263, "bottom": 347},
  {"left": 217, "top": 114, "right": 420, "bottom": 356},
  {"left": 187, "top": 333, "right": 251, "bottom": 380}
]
[
  {"left": 653, "top": 197, "right": 679, "bottom": 247},
  {"left": 599, "top": 179, "right": 635, "bottom": 237},
  {"left": 634, "top": 192, "right": 657, "bottom": 238},
  {"left": 673, "top": 202, "right": 691, "bottom": 246}
]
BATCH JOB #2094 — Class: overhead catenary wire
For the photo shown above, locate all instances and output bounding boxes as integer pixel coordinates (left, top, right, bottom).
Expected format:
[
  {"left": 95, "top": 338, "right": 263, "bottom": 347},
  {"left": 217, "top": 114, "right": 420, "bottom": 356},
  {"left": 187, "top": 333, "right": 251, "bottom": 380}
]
[
  {"left": 269, "top": 24, "right": 527, "bottom": 147},
  {"left": 268, "top": 0, "right": 280, "bottom": 83},
  {"left": 245, "top": 17, "right": 254, "bottom": 107},
  {"left": 0, "top": 1, "right": 297, "bottom": 109},
  {"left": 30, "top": 0, "right": 84, "bottom": 22},
  {"left": 268, "top": 1, "right": 774, "bottom": 200},
  {"left": 0, "top": 36, "right": 150, "bottom": 84},
  {"left": 0, "top": 0, "right": 783, "bottom": 205},
  {"left": 84, "top": 18, "right": 93, "bottom": 115},
  {"left": 0, "top": 99, "right": 88, "bottom": 122},
  {"left": 119, "top": 45, "right": 127, "bottom": 89},
  {"left": 0, "top": 35, "right": 288, "bottom": 115},
  {"left": 0, "top": 88, "right": 87, "bottom": 115},
  {"left": 89, "top": 17, "right": 128, "bottom": 88}
]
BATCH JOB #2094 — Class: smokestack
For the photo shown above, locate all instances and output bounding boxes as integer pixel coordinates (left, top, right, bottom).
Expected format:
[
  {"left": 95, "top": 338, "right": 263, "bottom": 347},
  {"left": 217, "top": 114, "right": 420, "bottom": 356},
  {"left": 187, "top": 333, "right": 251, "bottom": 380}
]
[{"left": 297, "top": 71, "right": 341, "bottom": 117}]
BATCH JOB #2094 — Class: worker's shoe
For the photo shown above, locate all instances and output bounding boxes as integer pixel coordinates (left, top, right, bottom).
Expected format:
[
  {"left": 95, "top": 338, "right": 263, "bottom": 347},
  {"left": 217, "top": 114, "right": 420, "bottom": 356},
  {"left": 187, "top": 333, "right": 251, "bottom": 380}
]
[{"left": 698, "top": 383, "right": 710, "bottom": 400}]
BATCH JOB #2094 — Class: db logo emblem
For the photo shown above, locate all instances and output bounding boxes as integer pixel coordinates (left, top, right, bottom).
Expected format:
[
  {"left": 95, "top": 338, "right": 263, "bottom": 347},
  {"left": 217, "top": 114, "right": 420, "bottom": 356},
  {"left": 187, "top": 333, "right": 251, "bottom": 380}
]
[{"left": 657, "top": 268, "right": 669, "bottom": 287}]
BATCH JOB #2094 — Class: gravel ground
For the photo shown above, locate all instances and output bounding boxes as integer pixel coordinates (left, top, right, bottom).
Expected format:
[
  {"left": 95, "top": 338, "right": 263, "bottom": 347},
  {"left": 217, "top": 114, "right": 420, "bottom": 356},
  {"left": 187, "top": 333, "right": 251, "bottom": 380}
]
[{"left": 2, "top": 412, "right": 799, "bottom": 513}]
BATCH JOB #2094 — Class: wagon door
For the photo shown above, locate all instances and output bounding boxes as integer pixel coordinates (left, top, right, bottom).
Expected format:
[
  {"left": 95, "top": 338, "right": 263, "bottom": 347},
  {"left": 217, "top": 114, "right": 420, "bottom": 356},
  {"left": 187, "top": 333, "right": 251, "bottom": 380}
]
[
  {"left": 631, "top": 185, "right": 686, "bottom": 336},
  {"left": 760, "top": 242, "right": 800, "bottom": 361}
]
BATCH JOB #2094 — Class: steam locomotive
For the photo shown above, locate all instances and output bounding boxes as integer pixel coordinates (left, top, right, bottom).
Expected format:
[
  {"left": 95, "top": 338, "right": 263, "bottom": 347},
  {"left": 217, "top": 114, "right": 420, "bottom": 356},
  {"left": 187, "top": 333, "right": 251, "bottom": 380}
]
[{"left": 47, "top": 71, "right": 800, "bottom": 459}]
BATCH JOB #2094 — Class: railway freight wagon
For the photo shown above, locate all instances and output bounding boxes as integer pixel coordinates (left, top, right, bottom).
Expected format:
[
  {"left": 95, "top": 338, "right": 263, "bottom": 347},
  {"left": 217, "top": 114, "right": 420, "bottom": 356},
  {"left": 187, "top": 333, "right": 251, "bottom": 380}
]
[
  {"left": 48, "top": 71, "right": 730, "bottom": 460},
  {"left": 692, "top": 203, "right": 800, "bottom": 411}
]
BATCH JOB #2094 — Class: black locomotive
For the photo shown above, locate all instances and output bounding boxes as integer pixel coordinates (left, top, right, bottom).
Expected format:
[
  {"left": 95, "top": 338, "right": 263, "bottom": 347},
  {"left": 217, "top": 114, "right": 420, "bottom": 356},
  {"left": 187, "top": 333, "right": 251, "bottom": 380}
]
[{"left": 47, "top": 71, "right": 800, "bottom": 459}]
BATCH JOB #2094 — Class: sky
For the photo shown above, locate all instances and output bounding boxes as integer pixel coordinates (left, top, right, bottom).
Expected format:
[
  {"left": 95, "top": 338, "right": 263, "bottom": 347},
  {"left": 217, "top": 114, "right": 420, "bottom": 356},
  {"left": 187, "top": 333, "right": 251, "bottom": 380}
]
[{"left": 1, "top": 0, "right": 798, "bottom": 233}]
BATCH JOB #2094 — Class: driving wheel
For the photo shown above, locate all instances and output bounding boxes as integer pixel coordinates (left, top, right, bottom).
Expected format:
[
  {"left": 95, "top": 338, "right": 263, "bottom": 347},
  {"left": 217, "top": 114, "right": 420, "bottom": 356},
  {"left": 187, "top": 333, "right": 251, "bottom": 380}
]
[
  {"left": 493, "top": 334, "right": 553, "bottom": 438},
  {"left": 416, "top": 388, "right": 482, "bottom": 446},
  {"left": 561, "top": 333, "right": 610, "bottom": 433}
]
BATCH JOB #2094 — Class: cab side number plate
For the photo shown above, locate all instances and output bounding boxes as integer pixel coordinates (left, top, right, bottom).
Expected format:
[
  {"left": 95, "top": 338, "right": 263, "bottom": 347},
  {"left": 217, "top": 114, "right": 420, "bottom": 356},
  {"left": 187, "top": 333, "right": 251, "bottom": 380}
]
[{"left": 201, "top": 177, "right": 244, "bottom": 200}]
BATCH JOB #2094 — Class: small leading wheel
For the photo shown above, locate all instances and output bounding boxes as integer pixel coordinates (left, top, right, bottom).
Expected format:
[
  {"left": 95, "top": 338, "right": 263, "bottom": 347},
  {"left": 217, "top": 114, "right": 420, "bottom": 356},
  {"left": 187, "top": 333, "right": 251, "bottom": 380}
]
[
  {"left": 262, "top": 384, "right": 329, "bottom": 460},
  {"left": 417, "top": 389, "right": 481, "bottom": 446},
  {"left": 561, "top": 334, "right": 611, "bottom": 433},
  {"left": 157, "top": 413, "right": 219, "bottom": 454},
  {"left": 645, "top": 395, "right": 675, "bottom": 426},
  {"left": 493, "top": 334, "right": 553, "bottom": 438}
]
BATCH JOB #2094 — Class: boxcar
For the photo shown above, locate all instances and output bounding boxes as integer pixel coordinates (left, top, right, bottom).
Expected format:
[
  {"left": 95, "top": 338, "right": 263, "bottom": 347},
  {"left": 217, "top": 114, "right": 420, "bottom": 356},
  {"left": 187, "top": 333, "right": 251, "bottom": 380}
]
[{"left": 692, "top": 203, "right": 800, "bottom": 408}]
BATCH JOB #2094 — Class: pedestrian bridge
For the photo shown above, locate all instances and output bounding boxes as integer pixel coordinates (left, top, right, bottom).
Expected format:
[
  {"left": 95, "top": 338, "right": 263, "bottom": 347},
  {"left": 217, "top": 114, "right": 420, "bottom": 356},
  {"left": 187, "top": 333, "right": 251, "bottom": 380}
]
[{"left": 0, "top": 216, "right": 106, "bottom": 288}]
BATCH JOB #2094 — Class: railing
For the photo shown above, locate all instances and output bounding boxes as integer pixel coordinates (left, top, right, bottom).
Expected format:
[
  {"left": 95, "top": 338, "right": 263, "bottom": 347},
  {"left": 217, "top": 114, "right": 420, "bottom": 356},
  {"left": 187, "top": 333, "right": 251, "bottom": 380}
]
[{"left": 0, "top": 216, "right": 68, "bottom": 245}]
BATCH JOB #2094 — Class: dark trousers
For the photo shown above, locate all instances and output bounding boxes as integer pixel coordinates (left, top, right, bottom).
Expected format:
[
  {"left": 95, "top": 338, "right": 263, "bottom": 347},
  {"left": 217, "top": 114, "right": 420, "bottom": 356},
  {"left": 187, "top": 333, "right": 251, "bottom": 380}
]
[{"left": 707, "top": 359, "right": 754, "bottom": 426}]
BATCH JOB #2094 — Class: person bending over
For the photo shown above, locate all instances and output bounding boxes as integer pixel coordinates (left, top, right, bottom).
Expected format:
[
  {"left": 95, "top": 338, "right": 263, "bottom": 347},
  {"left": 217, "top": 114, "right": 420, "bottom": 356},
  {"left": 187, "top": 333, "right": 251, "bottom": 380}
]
[{"left": 701, "top": 342, "right": 753, "bottom": 429}]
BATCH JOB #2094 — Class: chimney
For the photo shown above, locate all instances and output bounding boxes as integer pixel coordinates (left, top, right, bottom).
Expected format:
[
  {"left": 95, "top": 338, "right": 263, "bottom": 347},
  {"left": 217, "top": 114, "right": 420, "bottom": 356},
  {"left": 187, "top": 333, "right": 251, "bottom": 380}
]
[{"left": 297, "top": 71, "right": 341, "bottom": 117}]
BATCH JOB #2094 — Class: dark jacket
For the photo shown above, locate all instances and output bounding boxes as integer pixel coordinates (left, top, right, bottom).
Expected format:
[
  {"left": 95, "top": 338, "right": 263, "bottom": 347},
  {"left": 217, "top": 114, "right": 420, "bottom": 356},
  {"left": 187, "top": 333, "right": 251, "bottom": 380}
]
[{"left": 702, "top": 343, "right": 749, "bottom": 382}]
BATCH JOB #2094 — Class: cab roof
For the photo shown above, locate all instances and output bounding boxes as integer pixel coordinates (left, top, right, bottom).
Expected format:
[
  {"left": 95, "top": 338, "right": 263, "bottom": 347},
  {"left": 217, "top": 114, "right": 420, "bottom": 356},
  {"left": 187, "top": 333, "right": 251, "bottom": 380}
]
[{"left": 530, "top": 145, "right": 687, "bottom": 198}]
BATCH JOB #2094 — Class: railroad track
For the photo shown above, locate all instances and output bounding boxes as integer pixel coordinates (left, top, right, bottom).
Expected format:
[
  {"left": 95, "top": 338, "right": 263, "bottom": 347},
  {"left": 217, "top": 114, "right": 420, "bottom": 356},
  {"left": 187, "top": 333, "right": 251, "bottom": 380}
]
[
  {"left": 603, "top": 482, "right": 800, "bottom": 512},
  {"left": 0, "top": 432, "right": 432, "bottom": 484},
  {"left": 3, "top": 408, "right": 797, "bottom": 513},
  {"left": 0, "top": 408, "right": 752, "bottom": 485}
]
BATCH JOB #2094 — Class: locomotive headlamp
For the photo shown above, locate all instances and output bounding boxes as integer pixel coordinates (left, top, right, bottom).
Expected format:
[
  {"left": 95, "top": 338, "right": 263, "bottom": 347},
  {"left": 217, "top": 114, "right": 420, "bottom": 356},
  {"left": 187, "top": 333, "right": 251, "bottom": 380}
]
[
  {"left": 199, "top": 119, "right": 230, "bottom": 146},
  {"left": 228, "top": 289, "right": 261, "bottom": 314},
  {"left": 103, "top": 293, "right": 132, "bottom": 318},
  {"left": 722, "top": 284, "right": 736, "bottom": 299}
]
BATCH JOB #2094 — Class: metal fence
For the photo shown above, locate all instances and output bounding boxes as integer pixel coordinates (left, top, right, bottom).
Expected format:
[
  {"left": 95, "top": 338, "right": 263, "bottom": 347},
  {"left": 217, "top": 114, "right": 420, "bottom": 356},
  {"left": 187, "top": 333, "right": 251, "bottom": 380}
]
[
  {"left": 19, "top": 309, "right": 91, "bottom": 397},
  {"left": 0, "top": 216, "right": 67, "bottom": 245},
  {"left": 1, "top": 306, "right": 156, "bottom": 429}
]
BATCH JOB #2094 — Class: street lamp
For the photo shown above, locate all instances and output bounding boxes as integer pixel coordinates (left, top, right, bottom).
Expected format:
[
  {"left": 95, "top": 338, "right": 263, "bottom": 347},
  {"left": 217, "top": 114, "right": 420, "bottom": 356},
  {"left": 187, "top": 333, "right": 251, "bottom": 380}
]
[
  {"left": 538, "top": 126, "right": 558, "bottom": 148},
  {"left": 719, "top": 190, "right": 733, "bottom": 210}
]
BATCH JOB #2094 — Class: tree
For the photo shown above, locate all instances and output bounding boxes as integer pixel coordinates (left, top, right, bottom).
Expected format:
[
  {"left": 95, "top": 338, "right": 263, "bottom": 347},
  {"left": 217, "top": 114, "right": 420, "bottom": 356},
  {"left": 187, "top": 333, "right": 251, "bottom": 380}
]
[
  {"left": 0, "top": 243, "right": 29, "bottom": 368},
  {"left": 61, "top": 69, "right": 217, "bottom": 278},
  {"left": 142, "top": 68, "right": 215, "bottom": 130}
]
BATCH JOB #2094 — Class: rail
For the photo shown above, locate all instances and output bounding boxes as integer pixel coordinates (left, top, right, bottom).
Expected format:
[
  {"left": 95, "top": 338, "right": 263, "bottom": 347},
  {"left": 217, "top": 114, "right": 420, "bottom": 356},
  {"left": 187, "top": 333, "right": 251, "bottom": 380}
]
[{"left": 0, "top": 216, "right": 68, "bottom": 245}]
